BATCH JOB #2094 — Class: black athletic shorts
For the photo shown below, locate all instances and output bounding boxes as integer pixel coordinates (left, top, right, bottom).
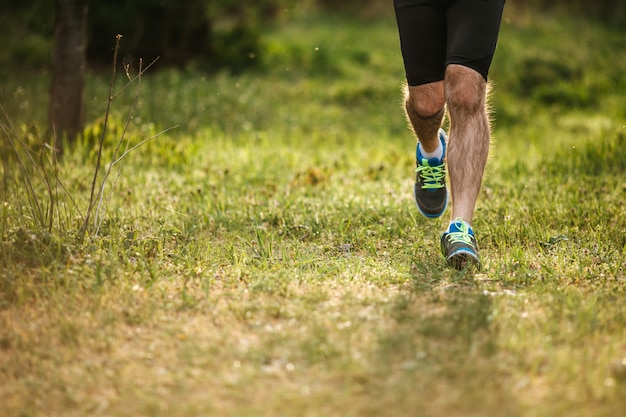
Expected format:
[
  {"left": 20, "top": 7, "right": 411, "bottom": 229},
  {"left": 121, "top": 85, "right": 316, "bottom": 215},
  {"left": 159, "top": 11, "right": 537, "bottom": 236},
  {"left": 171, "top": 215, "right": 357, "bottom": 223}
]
[{"left": 394, "top": 0, "right": 505, "bottom": 86}]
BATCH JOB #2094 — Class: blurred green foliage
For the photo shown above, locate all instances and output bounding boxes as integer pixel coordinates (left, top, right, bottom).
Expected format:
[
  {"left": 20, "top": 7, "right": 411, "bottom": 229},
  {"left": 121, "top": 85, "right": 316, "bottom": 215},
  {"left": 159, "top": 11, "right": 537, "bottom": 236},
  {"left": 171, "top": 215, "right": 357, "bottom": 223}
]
[
  {"left": 518, "top": 0, "right": 625, "bottom": 24},
  {"left": 87, "top": 0, "right": 300, "bottom": 70},
  {"left": 0, "top": 0, "right": 54, "bottom": 70},
  {"left": 0, "top": 0, "right": 301, "bottom": 73},
  {"left": 0, "top": 0, "right": 623, "bottom": 75}
]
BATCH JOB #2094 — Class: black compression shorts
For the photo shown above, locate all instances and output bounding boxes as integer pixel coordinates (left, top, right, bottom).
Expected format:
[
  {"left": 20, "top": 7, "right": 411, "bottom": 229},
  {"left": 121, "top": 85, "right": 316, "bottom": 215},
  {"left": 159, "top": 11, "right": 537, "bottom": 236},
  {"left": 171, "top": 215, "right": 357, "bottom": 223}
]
[{"left": 394, "top": 0, "right": 505, "bottom": 86}]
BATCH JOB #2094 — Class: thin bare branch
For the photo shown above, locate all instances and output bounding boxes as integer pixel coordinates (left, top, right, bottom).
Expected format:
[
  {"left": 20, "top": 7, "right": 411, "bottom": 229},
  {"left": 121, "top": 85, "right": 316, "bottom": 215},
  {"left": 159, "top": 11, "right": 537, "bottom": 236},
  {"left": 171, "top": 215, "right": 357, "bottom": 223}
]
[
  {"left": 79, "top": 34, "right": 122, "bottom": 240},
  {"left": 111, "top": 56, "right": 160, "bottom": 100}
]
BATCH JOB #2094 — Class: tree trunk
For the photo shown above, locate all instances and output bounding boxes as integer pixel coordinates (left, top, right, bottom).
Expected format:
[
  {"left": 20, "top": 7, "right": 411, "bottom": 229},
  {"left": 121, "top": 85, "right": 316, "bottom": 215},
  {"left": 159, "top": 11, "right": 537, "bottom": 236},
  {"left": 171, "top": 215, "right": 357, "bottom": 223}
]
[{"left": 48, "top": 0, "right": 87, "bottom": 153}]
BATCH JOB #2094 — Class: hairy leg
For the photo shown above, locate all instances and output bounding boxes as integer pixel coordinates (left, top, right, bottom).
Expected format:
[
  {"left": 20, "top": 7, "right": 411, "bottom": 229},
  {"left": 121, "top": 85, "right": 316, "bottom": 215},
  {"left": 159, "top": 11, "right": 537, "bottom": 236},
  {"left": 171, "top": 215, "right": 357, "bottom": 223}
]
[
  {"left": 404, "top": 81, "right": 445, "bottom": 153},
  {"left": 444, "top": 64, "right": 490, "bottom": 224}
]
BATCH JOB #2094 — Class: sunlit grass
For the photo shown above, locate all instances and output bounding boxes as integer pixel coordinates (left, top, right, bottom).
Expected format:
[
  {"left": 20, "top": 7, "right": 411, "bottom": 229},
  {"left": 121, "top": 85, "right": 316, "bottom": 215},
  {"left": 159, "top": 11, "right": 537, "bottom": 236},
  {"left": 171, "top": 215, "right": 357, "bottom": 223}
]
[{"left": 1, "top": 7, "right": 626, "bottom": 417}]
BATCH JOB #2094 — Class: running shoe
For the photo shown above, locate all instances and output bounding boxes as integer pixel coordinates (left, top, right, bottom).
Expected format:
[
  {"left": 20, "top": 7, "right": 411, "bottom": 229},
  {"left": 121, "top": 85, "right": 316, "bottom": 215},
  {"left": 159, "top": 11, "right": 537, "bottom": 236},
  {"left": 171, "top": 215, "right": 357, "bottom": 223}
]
[
  {"left": 440, "top": 217, "right": 480, "bottom": 270},
  {"left": 414, "top": 129, "right": 448, "bottom": 218}
]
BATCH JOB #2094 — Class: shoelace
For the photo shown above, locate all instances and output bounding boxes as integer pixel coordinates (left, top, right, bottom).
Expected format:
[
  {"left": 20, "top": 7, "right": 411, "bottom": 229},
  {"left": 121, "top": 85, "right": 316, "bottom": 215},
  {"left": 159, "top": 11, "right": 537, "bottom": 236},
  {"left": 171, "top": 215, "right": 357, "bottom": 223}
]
[
  {"left": 446, "top": 218, "right": 475, "bottom": 245},
  {"left": 416, "top": 158, "right": 445, "bottom": 189}
]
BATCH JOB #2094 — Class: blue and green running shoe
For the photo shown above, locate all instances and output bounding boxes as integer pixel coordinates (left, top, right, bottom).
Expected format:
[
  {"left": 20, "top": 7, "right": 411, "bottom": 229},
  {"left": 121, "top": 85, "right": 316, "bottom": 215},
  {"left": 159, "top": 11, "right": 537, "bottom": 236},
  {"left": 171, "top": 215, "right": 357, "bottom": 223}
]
[
  {"left": 414, "top": 129, "right": 448, "bottom": 218},
  {"left": 440, "top": 217, "right": 480, "bottom": 270}
]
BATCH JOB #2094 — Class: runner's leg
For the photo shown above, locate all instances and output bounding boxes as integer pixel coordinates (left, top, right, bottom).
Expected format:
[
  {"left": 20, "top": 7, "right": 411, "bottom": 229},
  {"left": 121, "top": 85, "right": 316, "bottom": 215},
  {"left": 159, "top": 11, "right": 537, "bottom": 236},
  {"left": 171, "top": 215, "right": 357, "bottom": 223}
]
[{"left": 444, "top": 0, "right": 505, "bottom": 224}]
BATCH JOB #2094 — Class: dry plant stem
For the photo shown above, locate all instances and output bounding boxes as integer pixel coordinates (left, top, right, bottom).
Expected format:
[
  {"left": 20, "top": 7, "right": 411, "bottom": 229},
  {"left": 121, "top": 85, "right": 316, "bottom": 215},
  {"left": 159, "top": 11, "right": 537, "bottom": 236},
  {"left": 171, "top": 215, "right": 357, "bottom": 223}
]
[
  {"left": 93, "top": 57, "right": 143, "bottom": 234},
  {"left": 111, "top": 58, "right": 159, "bottom": 100},
  {"left": 1, "top": 104, "right": 83, "bottom": 233},
  {"left": 79, "top": 34, "right": 123, "bottom": 241},
  {"left": 1, "top": 108, "right": 45, "bottom": 229},
  {"left": 92, "top": 57, "right": 174, "bottom": 236},
  {"left": 93, "top": 127, "right": 179, "bottom": 235},
  {"left": 39, "top": 135, "right": 59, "bottom": 232},
  {"left": 40, "top": 152, "right": 54, "bottom": 232},
  {"left": 79, "top": 39, "right": 163, "bottom": 238},
  {"left": 42, "top": 138, "right": 80, "bottom": 232}
]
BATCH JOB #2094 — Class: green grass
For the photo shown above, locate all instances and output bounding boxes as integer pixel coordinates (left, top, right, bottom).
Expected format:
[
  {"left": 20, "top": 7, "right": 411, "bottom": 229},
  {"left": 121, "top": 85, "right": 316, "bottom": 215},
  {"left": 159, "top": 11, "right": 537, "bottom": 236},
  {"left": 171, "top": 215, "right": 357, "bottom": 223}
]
[{"left": 2, "top": 7, "right": 626, "bottom": 417}]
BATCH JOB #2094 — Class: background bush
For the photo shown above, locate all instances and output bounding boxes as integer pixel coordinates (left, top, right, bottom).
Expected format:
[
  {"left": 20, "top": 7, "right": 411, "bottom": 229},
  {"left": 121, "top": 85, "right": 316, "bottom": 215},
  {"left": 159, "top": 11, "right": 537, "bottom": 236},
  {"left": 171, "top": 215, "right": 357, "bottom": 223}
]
[
  {"left": 0, "top": 0, "right": 300, "bottom": 73},
  {"left": 87, "top": 0, "right": 300, "bottom": 71},
  {"left": 0, "top": 0, "right": 624, "bottom": 74}
]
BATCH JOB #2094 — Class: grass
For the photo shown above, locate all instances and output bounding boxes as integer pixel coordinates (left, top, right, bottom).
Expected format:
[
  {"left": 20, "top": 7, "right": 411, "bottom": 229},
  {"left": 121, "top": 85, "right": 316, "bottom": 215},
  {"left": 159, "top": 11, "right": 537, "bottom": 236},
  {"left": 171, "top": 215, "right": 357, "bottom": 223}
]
[{"left": 2, "top": 6, "right": 626, "bottom": 417}]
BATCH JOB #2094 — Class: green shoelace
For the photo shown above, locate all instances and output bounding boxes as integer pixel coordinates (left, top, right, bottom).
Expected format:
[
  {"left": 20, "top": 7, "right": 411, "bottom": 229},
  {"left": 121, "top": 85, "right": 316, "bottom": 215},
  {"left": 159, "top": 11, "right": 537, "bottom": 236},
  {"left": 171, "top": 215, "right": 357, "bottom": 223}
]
[
  {"left": 416, "top": 158, "right": 446, "bottom": 190},
  {"left": 446, "top": 218, "right": 475, "bottom": 245}
]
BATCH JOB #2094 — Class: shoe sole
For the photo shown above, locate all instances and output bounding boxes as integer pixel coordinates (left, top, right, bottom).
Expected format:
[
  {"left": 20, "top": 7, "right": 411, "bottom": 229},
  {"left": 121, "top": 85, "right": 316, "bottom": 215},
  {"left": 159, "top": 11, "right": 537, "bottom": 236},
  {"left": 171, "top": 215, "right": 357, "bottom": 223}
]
[{"left": 446, "top": 249, "right": 481, "bottom": 270}]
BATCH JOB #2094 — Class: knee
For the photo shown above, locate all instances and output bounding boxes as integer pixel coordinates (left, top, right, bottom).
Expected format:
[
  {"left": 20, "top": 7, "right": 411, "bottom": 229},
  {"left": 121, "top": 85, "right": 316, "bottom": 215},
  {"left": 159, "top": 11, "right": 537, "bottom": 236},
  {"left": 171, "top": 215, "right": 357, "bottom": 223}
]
[
  {"left": 404, "top": 83, "right": 445, "bottom": 120},
  {"left": 445, "top": 65, "right": 486, "bottom": 116}
]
